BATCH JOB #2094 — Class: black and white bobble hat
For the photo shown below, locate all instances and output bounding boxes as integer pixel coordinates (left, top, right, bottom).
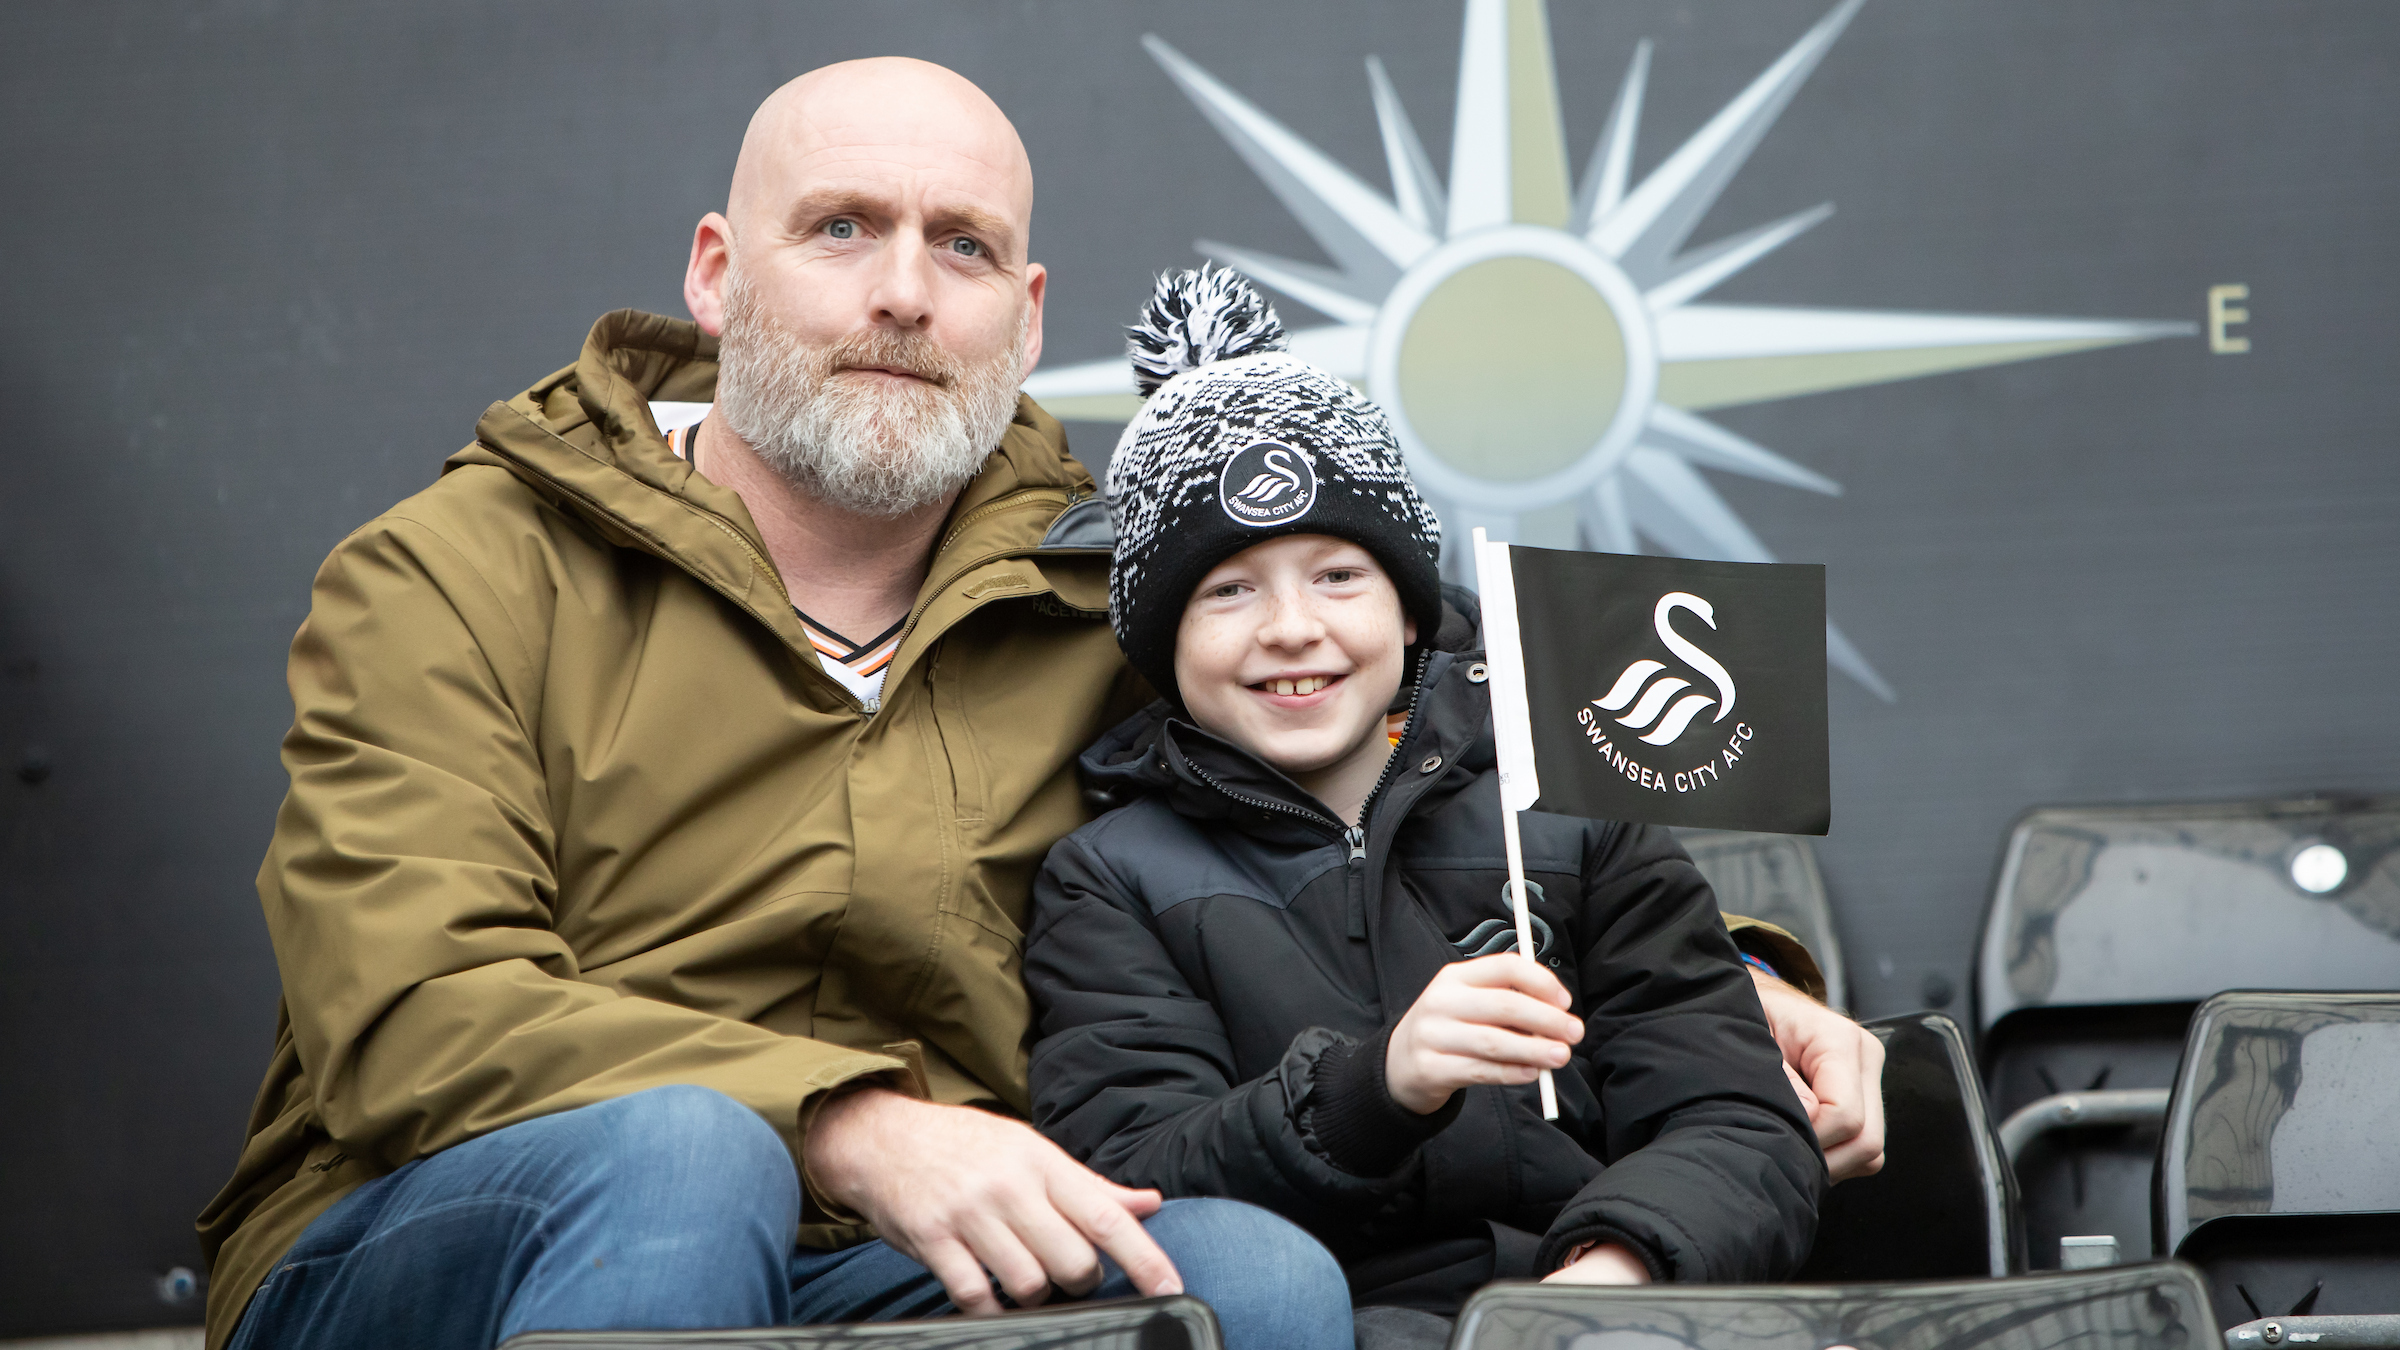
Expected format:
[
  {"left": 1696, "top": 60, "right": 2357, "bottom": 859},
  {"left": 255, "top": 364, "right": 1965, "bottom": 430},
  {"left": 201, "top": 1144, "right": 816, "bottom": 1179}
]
[{"left": 1106, "top": 265, "right": 1444, "bottom": 702}]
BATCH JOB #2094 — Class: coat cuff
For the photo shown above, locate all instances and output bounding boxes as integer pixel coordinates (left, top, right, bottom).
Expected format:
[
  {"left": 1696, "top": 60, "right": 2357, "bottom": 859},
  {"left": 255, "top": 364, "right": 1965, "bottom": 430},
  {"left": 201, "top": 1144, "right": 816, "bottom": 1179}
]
[
  {"left": 1542, "top": 1223, "right": 1667, "bottom": 1283},
  {"left": 795, "top": 1044, "right": 930, "bottom": 1229},
  {"left": 1309, "top": 1027, "right": 1462, "bottom": 1177}
]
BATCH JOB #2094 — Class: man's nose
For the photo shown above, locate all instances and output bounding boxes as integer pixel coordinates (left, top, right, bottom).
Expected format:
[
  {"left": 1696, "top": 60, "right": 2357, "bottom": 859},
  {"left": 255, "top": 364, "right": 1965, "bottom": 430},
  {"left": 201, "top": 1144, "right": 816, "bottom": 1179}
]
[{"left": 864, "top": 229, "right": 936, "bottom": 330}]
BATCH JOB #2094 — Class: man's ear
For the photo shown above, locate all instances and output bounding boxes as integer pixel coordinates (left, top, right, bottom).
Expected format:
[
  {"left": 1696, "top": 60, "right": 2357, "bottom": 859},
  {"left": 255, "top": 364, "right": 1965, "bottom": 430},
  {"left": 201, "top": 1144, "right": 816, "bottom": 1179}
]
[
  {"left": 1404, "top": 611, "right": 1418, "bottom": 647},
  {"left": 1020, "top": 262, "right": 1048, "bottom": 378},
  {"left": 685, "top": 213, "right": 735, "bottom": 337}
]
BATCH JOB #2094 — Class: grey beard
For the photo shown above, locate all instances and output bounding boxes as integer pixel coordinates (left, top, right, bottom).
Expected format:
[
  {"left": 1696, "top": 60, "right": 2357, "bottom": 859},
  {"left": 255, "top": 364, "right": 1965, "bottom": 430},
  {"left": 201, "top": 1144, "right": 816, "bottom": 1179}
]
[{"left": 713, "top": 262, "right": 1027, "bottom": 518}]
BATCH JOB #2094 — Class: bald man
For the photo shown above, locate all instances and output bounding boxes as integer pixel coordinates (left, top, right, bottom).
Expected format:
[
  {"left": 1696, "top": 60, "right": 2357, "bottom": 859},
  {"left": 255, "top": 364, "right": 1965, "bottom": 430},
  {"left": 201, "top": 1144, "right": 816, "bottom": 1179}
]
[{"left": 199, "top": 56, "right": 1876, "bottom": 1350}]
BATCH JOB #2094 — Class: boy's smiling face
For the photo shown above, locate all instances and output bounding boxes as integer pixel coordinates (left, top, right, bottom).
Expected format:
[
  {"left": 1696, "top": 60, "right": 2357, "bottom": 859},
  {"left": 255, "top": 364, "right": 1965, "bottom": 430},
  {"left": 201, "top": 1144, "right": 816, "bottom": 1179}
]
[{"left": 1174, "top": 534, "right": 1418, "bottom": 823}]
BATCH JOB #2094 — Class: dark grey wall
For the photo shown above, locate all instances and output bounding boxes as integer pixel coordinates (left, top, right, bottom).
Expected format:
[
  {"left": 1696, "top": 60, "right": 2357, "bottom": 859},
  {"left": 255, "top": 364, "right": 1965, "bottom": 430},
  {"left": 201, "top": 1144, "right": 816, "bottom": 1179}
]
[{"left": 3, "top": 1, "right": 2394, "bottom": 1335}]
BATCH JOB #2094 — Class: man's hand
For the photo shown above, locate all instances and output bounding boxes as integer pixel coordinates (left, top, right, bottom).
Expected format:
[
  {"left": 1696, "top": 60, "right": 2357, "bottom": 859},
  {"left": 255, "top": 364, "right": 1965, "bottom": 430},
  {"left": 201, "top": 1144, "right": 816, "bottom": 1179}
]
[
  {"left": 1386, "top": 954, "right": 1584, "bottom": 1116},
  {"left": 803, "top": 1087, "right": 1182, "bottom": 1315},
  {"left": 1540, "top": 1242, "right": 1651, "bottom": 1286},
  {"left": 1748, "top": 967, "right": 1887, "bottom": 1182}
]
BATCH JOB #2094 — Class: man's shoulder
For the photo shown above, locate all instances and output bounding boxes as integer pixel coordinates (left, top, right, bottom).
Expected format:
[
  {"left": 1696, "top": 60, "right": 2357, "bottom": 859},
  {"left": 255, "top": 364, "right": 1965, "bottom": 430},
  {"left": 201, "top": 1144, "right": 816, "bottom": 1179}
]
[{"left": 330, "top": 455, "right": 599, "bottom": 577}]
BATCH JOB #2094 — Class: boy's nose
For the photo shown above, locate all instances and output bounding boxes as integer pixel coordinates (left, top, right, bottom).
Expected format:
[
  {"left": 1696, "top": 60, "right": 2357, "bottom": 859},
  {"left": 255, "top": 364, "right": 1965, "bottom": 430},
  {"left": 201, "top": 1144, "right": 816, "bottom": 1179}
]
[{"left": 1255, "top": 589, "right": 1326, "bottom": 648}]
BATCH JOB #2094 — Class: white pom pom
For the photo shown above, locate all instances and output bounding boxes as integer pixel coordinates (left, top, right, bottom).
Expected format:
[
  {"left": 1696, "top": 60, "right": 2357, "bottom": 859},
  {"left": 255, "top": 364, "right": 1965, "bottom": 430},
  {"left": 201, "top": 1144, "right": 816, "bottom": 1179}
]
[{"left": 1126, "top": 264, "right": 1288, "bottom": 397}]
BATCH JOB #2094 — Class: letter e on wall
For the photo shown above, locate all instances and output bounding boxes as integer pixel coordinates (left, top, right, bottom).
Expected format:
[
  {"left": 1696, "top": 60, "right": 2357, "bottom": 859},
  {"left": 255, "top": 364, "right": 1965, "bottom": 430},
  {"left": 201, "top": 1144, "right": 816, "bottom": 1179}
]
[{"left": 2207, "top": 284, "right": 2250, "bottom": 353}]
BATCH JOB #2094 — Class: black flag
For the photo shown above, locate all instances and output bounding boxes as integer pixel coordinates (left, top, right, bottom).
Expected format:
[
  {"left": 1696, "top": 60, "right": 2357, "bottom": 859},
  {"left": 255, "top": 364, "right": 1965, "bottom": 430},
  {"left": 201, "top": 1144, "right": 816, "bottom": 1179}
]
[{"left": 1483, "top": 544, "right": 1830, "bottom": 835}]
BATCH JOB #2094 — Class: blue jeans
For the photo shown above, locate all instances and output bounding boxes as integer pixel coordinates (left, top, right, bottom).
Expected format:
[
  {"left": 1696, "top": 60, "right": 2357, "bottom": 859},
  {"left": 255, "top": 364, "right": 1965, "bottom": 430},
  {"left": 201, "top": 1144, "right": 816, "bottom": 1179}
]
[{"left": 228, "top": 1085, "right": 1350, "bottom": 1350}]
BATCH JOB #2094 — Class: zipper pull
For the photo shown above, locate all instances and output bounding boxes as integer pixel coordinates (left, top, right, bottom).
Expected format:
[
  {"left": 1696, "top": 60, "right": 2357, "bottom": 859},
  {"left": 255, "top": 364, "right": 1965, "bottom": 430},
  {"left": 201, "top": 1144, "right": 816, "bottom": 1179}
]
[{"left": 1342, "top": 825, "right": 1368, "bottom": 941}]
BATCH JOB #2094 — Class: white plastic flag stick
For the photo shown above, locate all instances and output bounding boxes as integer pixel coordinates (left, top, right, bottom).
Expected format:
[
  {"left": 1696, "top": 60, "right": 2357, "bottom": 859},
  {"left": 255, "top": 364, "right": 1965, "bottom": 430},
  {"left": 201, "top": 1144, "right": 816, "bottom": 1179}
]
[{"left": 1470, "top": 528, "right": 1558, "bottom": 1121}]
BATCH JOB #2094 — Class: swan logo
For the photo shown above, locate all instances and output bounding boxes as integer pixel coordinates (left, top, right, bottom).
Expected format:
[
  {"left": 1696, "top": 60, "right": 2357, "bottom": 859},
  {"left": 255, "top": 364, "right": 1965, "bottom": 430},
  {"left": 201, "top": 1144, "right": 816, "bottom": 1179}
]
[
  {"left": 1218, "top": 440, "right": 1318, "bottom": 526},
  {"left": 1573, "top": 585, "right": 1764, "bottom": 800},
  {"left": 1595, "top": 592, "right": 1737, "bottom": 748}
]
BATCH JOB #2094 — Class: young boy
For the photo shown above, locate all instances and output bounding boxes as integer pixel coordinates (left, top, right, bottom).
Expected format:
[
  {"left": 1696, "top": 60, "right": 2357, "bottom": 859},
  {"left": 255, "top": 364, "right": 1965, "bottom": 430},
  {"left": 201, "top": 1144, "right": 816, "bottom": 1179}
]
[{"left": 1023, "top": 270, "right": 1823, "bottom": 1335}]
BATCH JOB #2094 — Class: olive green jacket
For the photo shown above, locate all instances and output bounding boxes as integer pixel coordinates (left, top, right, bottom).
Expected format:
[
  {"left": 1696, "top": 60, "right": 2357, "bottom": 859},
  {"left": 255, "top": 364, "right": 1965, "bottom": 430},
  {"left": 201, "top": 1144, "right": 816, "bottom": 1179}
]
[
  {"left": 196, "top": 308, "right": 1822, "bottom": 1347},
  {"left": 196, "top": 310, "right": 1143, "bottom": 1346}
]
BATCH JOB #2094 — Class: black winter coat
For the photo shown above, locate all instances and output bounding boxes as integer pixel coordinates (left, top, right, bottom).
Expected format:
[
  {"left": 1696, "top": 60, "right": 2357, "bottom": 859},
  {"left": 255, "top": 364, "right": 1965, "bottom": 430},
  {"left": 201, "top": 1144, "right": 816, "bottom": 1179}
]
[{"left": 1023, "top": 616, "right": 1824, "bottom": 1311}]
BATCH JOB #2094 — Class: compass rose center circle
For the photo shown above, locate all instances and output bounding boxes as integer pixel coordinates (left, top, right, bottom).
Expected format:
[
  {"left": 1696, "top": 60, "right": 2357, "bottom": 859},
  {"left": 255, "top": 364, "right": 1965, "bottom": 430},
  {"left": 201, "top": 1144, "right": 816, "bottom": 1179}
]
[{"left": 1368, "top": 226, "right": 1659, "bottom": 511}]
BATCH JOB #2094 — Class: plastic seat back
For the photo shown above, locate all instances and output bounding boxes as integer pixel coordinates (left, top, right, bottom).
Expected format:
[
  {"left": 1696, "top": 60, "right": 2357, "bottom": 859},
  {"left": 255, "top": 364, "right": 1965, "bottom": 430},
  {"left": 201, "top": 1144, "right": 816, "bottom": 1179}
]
[
  {"left": 497, "top": 1295, "right": 1220, "bottom": 1350},
  {"left": 1976, "top": 795, "right": 2400, "bottom": 1037},
  {"left": 1677, "top": 828, "right": 1847, "bottom": 1009},
  {"left": 1450, "top": 1263, "right": 2213, "bottom": 1350},
  {"left": 1973, "top": 795, "right": 2400, "bottom": 1265},
  {"left": 1797, "top": 1012, "right": 2020, "bottom": 1279},
  {"left": 2157, "top": 991, "right": 2400, "bottom": 1326}
]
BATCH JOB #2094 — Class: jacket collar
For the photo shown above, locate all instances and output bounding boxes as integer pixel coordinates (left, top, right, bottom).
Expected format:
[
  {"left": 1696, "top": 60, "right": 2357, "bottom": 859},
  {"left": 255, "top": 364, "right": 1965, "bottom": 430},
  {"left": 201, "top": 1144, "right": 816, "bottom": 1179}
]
[{"left": 442, "top": 309, "right": 1106, "bottom": 686}]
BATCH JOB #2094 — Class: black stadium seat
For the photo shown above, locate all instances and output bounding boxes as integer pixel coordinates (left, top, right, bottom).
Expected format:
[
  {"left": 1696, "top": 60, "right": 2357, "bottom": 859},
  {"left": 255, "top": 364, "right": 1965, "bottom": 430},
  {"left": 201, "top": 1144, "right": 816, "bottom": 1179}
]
[
  {"left": 2155, "top": 991, "right": 2400, "bottom": 1329},
  {"left": 1973, "top": 794, "right": 2400, "bottom": 1266},
  {"left": 1675, "top": 828, "right": 1850, "bottom": 1009},
  {"left": 496, "top": 1295, "right": 1221, "bottom": 1350},
  {"left": 1448, "top": 1262, "right": 2215, "bottom": 1350},
  {"left": 1796, "top": 1012, "right": 2021, "bottom": 1279}
]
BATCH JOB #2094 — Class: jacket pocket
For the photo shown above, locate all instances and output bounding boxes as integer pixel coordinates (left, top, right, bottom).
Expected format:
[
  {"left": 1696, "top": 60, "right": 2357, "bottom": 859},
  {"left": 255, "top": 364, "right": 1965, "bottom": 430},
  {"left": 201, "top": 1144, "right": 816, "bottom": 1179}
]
[{"left": 925, "top": 641, "right": 989, "bottom": 825}]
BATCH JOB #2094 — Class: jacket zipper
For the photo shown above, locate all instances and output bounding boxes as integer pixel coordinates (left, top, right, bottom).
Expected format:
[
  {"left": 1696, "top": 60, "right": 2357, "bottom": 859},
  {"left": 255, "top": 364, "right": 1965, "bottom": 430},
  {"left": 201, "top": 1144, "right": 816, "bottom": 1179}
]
[
  {"left": 1172, "top": 747, "right": 1369, "bottom": 941},
  {"left": 1342, "top": 825, "right": 1370, "bottom": 940},
  {"left": 1346, "top": 649, "right": 1433, "bottom": 940},
  {"left": 1171, "top": 649, "right": 1433, "bottom": 943},
  {"left": 1358, "top": 649, "right": 1433, "bottom": 821},
  {"left": 1171, "top": 746, "right": 1345, "bottom": 838}
]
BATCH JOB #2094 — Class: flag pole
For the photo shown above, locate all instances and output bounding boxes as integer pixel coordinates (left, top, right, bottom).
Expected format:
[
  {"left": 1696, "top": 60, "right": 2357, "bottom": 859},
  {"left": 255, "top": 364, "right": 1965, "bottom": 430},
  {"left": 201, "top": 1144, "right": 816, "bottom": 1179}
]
[
  {"left": 1499, "top": 803, "right": 1559, "bottom": 1120},
  {"left": 1471, "top": 528, "right": 1560, "bottom": 1121}
]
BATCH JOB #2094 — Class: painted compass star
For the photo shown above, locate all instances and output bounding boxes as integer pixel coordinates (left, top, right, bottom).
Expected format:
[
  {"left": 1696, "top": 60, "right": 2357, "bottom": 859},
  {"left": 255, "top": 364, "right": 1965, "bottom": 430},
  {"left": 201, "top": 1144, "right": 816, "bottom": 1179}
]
[{"left": 1025, "top": 0, "right": 2194, "bottom": 698}]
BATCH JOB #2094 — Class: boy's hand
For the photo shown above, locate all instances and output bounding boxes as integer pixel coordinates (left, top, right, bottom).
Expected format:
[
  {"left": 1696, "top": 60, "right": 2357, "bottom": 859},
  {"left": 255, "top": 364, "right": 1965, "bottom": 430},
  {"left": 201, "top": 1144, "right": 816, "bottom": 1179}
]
[
  {"left": 1540, "top": 1242, "right": 1652, "bottom": 1286},
  {"left": 804, "top": 1088, "right": 1181, "bottom": 1315},
  {"left": 1385, "top": 954, "right": 1583, "bottom": 1115}
]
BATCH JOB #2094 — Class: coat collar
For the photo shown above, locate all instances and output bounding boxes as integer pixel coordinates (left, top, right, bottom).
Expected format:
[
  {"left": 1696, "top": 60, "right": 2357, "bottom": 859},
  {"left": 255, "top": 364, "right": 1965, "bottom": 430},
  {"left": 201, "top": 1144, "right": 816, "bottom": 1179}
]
[{"left": 441, "top": 309, "right": 1107, "bottom": 693}]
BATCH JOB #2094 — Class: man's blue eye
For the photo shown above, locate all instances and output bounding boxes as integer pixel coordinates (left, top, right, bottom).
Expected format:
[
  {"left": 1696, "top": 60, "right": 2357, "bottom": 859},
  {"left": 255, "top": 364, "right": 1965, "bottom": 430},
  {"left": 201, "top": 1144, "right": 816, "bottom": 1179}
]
[
  {"left": 827, "top": 220, "right": 856, "bottom": 239},
  {"left": 951, "top": 237, "right": 981, "bottom": 257}
]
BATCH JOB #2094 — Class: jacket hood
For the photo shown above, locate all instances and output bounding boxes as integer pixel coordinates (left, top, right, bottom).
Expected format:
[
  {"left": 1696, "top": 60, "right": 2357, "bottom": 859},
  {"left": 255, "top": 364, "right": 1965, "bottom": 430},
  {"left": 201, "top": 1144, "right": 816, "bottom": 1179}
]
[
  {"left": 1078, "top": 584, "right": 1494, "bottom": 832},
  {"left": 446, "top": 309, "right": 1102, "bottom": 619}
]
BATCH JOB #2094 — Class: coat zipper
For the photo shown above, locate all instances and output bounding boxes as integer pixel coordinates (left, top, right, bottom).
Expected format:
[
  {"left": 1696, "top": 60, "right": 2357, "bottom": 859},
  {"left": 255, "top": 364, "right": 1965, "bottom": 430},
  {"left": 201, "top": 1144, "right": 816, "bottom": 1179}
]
[
  {"left": 1358, "top": 650, "right": 1433, "bottom": 820},
  {"left": 1171, "top": 748, "right": 1369, "bottom": 942},
  {"left": 1173, "top": 648, "right": 1434, "bottom": 942},
  {"left": 1342, "top": 825, "right": 1370, "bottom": 940},
  {"left": 1346, "top": 649, "right": 1432, "bottom": 940},
  {"left": 1170, "top": 746, "right": 1345, "bottom": 840}
]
